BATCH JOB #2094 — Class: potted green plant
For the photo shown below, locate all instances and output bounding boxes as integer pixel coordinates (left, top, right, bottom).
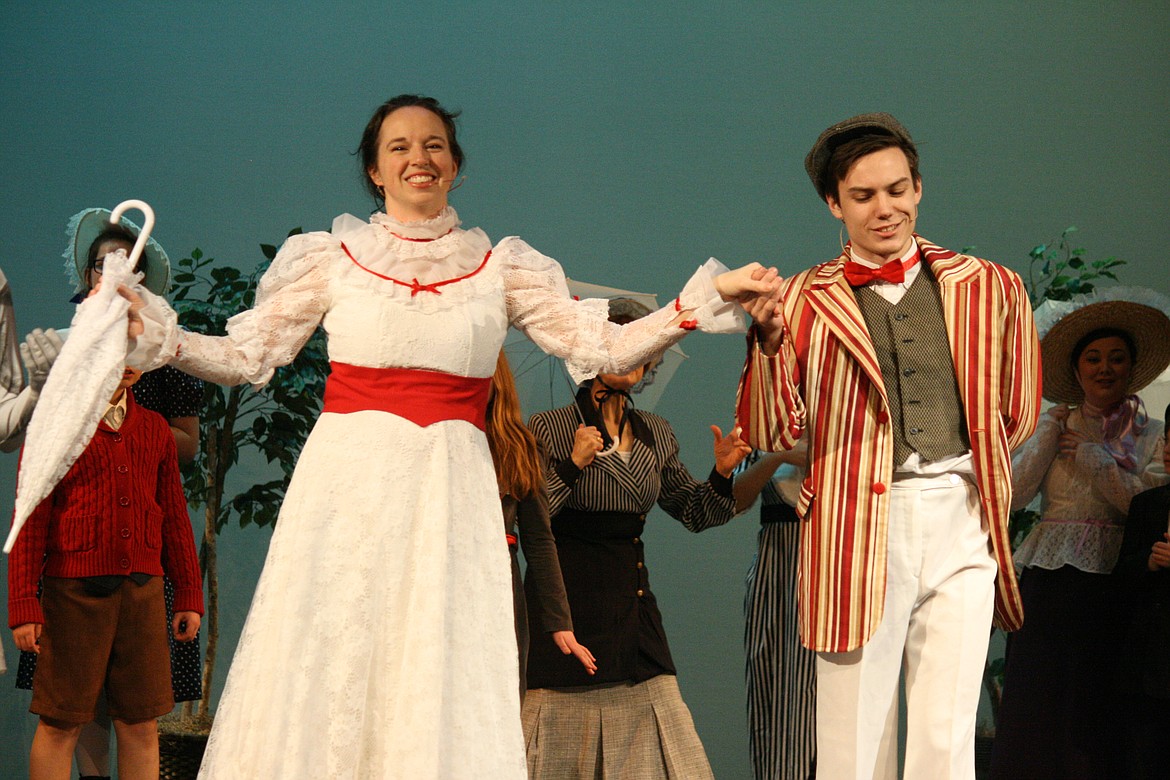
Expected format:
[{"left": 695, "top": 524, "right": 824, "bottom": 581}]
[{"left": 156, "top": 233, "right": 329, "bottom": 777}]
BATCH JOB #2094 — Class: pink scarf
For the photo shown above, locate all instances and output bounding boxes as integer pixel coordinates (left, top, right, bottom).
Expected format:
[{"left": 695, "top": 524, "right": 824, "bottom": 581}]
[{"left": 1082, "top": 394, "right": 1147, "bottom": 471}]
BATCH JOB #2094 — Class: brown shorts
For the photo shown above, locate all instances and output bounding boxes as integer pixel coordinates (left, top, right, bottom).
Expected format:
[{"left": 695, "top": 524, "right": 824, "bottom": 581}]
[{"left": 32, "top": 576, "right": 173, "bottom": 723}]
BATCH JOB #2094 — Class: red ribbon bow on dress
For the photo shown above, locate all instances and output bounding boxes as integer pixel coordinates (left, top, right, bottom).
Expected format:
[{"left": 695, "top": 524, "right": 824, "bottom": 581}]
[{"left": 843, "top": 258, "right": 909, "bottom": 287}]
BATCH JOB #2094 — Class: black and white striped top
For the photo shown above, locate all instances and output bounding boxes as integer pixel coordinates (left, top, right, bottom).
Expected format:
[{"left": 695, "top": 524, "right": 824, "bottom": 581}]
[
  {"left": 524, "top": 397, "right": 735, "bottom": 688},
  {"left": 531, "top": 402, "right": 735, "bottom": 525}
]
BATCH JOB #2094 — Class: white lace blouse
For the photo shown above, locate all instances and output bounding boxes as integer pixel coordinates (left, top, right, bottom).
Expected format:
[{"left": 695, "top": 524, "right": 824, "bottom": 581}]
[
  {"left": 1010, "top": 406, "right": 1167, "bottom": 574},
  {"left": 131, "top": 207, "right": 745, "bottom": 386}
]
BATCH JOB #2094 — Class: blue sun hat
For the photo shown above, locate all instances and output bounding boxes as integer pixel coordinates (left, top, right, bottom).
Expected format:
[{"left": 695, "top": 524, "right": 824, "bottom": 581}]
[{"left": 64, "top": 207, "right": 170, "bottom": 297}]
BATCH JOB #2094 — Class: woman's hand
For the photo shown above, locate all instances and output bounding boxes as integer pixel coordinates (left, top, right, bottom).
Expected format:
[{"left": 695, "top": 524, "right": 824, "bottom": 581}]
[
  {"left": 712, "top": 424, "right": 752, "bottom": 477},
  {"left": 1149, "top": 532, "right": 1170, "bottom": 571},
  {"left": 714, "top": 263, "right": 782, "bottom": 303},
  {"left": 726, "top": 265, "right": 785, "bottom": 355},
  {"left": 13, "top": 623, "right": 41, "bottom": 654},
  {"left": 173, "top": 611, "right": 202, "bottom": 642},
  {"left": 88, "top": 281, "right": 146, "bottom": 339},
  {"left": 1057, "top": 427, "right": 1087, "bottom": 458},
  {"left": 552, "top": 630, "right": 597, "bottom": 675},
  {"left": 571, "top": 423, "right": 604, "bottom": 469},
  {"left": 1045, "top": 404, "right": 1070, "bottom": 426}
]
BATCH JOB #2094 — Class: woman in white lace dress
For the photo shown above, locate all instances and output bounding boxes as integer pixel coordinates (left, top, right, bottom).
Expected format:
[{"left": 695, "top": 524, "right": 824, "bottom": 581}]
[
  {"left": 125, "top": 95, "right": 775, "bottom": 779},
  {"left": 990, "top": 290, "right": 1170, "bottom": 780}
]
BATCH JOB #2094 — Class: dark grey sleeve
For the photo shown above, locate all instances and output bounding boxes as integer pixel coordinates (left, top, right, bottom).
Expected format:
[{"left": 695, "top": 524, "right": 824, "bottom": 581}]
[
  {"left": 516, "top": 481, "right": 574, "bottom": 634},
  {"left": 653, "top": 416, "right": 737, "bottom": 533}
]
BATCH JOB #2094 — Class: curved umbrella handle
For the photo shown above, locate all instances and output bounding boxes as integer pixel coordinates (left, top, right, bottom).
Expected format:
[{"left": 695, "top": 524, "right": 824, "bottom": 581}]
[{"left": 108, "top": 199, "right": 155, "bottom": 269}]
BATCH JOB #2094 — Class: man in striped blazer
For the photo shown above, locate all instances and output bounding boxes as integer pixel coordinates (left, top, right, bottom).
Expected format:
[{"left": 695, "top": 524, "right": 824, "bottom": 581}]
[{"left": 735, "top": 114, "right": 1040, "bottom": 780}]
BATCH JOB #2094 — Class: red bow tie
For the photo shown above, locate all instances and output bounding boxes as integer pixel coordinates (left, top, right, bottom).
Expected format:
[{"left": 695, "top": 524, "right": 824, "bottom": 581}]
[{"left": 843, "top": 256, "right": 917, "bottom": 287}]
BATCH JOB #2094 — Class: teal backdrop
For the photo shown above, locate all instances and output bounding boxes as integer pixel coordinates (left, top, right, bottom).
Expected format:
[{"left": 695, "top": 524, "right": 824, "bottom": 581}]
[{"left": 2, "top": 2, "right": 1168, "bottom": 777}]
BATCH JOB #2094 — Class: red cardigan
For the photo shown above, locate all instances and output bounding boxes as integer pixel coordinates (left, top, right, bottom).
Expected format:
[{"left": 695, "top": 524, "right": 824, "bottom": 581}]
[{"left": 7, "top": 391, "right": 204, "bottom": 627}]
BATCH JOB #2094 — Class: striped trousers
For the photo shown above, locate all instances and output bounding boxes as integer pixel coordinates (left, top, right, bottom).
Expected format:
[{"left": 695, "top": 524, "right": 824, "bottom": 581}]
[{"left": 745, "top": 509, "right": 817, "bottom": 780}]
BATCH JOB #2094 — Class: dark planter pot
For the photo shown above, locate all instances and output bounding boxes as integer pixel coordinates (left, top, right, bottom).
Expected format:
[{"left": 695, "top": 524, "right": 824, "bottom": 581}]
[{"left": 159, "top": 729, "right": 208, "bottom": 780}]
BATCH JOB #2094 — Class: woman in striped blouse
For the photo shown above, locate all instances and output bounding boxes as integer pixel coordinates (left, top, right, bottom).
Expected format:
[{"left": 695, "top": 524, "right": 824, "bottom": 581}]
[{"left": 521, "top": 298, "right": 750, "bottom": 779}]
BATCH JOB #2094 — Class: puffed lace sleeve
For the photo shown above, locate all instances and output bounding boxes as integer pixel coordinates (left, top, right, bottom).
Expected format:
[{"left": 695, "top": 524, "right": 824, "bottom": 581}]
[
  {"left": 496, "top": 237, "right": 745, "bottom": 383},
  {"left": 1010, "top": 413, "right": 1062, "bottom": 510},
  {"left": 133, "top": 232, "right": 337, "bottom": 387}
]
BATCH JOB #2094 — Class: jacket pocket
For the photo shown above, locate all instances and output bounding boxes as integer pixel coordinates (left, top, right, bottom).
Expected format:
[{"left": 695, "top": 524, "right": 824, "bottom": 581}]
[
  {"left": 143, "top": 509, "right": 163, "bottom": 550},
  {"left": 49, "top": 514, "right": 96, "bottom": 552}
]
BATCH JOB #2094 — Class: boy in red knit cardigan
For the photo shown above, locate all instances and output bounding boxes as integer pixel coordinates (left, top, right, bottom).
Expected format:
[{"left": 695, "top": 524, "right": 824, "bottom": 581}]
[{"left": 8, "top": 365, "right": 203, "bottom": 780}]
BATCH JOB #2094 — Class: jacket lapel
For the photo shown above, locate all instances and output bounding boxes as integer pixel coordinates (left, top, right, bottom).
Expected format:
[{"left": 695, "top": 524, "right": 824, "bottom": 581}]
[
  {"left": 804, "top": 251, "right": 888, "bottom": 401},
  {"left": 920, "top": 236, "right": 982, "bottom": 406}
]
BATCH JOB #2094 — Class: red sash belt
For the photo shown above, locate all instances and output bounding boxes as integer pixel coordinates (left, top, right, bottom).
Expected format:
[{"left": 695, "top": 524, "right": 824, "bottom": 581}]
[{"left": 322, "top": 362, "right": 491, "bottom": 431}]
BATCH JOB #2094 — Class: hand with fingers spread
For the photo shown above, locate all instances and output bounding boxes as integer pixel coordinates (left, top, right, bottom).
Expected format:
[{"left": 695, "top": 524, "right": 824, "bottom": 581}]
[
  {"left": 19, "top": 328, "right": 63, "bottom": 394},
  {"left": 712, "top": 423, "right": 752, "bottom": 477},
  {"left": 571, "top": 423, "right": 605, "bottom": 469},
  {"left": 552, "top": 630, "right": 597, "bottom": 675}
]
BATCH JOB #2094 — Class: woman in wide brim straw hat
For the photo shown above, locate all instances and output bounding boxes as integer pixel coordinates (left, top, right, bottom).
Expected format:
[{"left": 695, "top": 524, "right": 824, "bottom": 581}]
[
  {"left": 12, "top": 207, "right": 203, "bottom": 780},
  {"left": 990, "top": 287, "right": 1170, "bottom": 779}
]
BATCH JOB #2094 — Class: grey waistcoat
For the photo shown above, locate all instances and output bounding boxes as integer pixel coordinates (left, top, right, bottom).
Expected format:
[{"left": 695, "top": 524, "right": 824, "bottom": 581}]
[{"left": 853, "top": 263, "right": 970, "bottom": 464}]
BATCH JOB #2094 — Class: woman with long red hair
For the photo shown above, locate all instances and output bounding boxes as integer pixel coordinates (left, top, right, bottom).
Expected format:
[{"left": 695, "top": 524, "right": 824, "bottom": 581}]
[{"left": 487, "top": 351, "right": 595, "bottom": 700}]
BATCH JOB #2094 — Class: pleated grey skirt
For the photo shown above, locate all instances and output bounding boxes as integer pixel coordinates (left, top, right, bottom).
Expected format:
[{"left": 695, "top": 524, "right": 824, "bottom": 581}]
[{"left": 521, "top": 674, "right": 714, "bottom": 779}]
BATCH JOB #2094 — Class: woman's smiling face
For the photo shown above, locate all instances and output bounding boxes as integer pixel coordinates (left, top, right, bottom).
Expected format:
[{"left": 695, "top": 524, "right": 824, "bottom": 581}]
[{"left": 366, "top": 105, "right": 459, "bottom": 222}]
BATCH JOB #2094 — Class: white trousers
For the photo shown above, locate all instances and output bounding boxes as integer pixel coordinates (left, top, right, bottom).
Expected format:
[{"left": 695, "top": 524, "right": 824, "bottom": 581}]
[{"left": 815, "top": 475, "right": 996, "bottom": 780}]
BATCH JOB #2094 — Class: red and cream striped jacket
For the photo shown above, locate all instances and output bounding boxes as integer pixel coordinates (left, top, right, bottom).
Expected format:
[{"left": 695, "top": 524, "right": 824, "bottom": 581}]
[{"left": 735, "top": 236, "right": 1040, "bottom": 653}]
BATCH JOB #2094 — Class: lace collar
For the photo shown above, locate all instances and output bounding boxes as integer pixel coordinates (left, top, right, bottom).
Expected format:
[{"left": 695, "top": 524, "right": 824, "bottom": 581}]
[{"left": 369, "top": 207, "right": 461, "bottom": 241}]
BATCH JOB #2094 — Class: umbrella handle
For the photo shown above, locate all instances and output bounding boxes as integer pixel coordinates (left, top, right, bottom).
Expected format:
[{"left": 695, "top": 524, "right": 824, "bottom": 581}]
[{"left": 108, "top": 199, "right": 155, "bottom": 270}]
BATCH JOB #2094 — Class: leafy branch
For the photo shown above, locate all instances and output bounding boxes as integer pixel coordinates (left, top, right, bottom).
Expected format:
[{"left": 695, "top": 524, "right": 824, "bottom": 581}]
[{"left": 1025, "top": 226, "right": 1125, "bottom": 307}]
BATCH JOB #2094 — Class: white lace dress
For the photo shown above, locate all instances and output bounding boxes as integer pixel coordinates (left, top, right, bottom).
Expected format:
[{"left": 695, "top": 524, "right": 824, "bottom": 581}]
[
  {"left": 137, "top": 207, "right": 741, "bottom": 779},
  {"left": 1011, "top": 407, "right": 1166, "bottom": 574}
]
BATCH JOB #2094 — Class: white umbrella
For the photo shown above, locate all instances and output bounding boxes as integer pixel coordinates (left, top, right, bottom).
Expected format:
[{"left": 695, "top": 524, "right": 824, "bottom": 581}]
[
  {"left": 5, "top": 200, "right": 154, "bottom": 553},
  {"left": 504, "top": 278, "right": 687, "bottom": 416}
]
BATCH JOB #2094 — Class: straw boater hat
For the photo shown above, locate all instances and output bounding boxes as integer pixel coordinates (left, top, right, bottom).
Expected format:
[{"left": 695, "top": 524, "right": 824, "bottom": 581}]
[
  {"left": 63, "top": 207, "right": 170, "bottom": 297},
  {"left": 1034, "top": 286, "right": 1170, "bottom": 405},
  {"left": 804, "top": 112, "right": 916, "bottom": 201}
]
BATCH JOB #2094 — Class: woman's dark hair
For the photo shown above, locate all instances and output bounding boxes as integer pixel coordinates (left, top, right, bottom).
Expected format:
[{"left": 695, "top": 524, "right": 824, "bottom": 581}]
[
  {"left": 86, "top": 224, "right": 145, "bottom": 277},
  {"left": 356, "top": 94, "right": 464, "bottom": 202},
  {"left": 825, "top": 133, "right": 920, "bottom": 203},
  {"left": 1071, "top": 326, "right": 1137, "bottom": 366}
]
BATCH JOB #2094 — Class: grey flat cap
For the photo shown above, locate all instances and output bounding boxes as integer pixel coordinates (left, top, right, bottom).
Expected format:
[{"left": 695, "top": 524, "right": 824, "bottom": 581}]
[{"left": 804, "top": 112, "right": 915, "bottom": 200}]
